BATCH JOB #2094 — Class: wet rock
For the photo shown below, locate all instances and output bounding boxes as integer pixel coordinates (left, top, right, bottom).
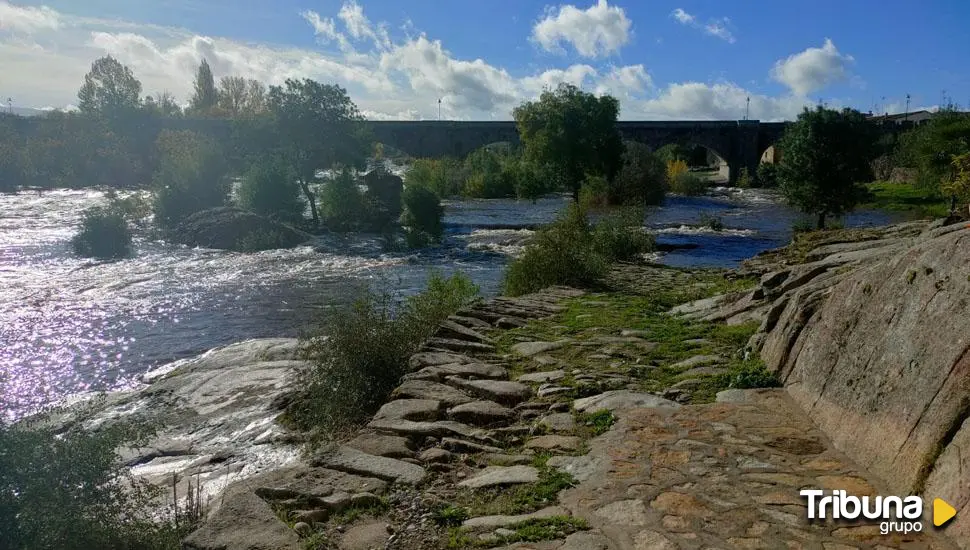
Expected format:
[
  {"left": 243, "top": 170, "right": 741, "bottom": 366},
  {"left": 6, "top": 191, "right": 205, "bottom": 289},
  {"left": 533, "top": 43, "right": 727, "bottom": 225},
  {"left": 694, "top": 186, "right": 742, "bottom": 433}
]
[
  {"left": 447, "top": 400, "right": 515, "bottom": 426},
  {"left": 457, "top": 465, "right": 539, "bottom": 489},
  {"left": 391, "top": 381, "right": 474, "bottom": 407},
  {"left": 446, "top": 377, "right": 532, "bottom": 406},
  {"left": 171, "top": 207, "right": 311, "bottom": 251},
  {"left": 511, "top": 340, "right": 570, "bottom": 357},
  {"left": 461, "top": 506, "right": 570, "bottom": 530},
  {"left": 517, "top": 370, "right": 565, "bottom": 383},
  {"left": 573, "top": 390, "right": 680, "bottom": 413},
  {"left": 317, "top": 446, "right": 427, "bottom": 485},
  {"left": 344, "top": 433, "right": 415, "bottom": 459}
]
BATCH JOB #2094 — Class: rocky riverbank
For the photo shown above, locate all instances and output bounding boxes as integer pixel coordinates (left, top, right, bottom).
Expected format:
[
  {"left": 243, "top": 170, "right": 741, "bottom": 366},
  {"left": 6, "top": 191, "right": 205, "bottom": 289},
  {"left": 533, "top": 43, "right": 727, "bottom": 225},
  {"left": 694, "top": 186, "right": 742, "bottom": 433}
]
[{"left": 77, "top": 217, "right": 968, "bottom": 549}]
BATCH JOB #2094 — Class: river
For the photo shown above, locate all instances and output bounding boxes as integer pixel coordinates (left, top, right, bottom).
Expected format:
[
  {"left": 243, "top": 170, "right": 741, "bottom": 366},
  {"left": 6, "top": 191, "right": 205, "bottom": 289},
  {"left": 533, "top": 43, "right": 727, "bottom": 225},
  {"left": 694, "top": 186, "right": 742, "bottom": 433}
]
[{"left": 0, "top": 188, "right": 903, "bottom": 419}]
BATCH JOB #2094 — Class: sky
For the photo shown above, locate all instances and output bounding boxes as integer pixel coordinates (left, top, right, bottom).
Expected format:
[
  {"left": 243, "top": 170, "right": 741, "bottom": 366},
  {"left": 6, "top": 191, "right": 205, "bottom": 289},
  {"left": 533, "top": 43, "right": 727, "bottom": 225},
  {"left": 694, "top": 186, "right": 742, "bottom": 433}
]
[{"left": 1, "top": 0, "right": 968, "bottom": 121}]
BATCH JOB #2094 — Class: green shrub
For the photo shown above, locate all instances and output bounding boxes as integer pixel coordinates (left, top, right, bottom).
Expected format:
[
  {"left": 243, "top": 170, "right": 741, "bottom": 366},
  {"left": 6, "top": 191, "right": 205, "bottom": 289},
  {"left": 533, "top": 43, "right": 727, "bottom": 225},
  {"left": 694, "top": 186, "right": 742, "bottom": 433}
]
[
  {"left": 612, "top": 141, "right": 667, "bottom": 205},
  {"left": 736, "top": 167, "right": 753, "bottom": 189},
  {"left": 319, "top": 169, "right": 366, "bottom": 232},
  {"left": 668, "top": 171, "right": 707, "bottom": 196},
  {"left": 699, "top": 213, "right": 724, "bottom": 231},
  {"left": 590, "top": 208, "right": 653, "bottom": 261},
  {"left": 152, "top": 130, "right": 229, "bottom": 230},
  {"left": 578, "top": 175, "right": 610, "bottom": 209},
  {"left": 237, "top": 156, "right": 304, "bottom": 222},
  {"left": 756, "top": 163, "right": 778, "bottom": 188},
  {"left": 0, "top": 417, "right": 182, "bottom": 550},
  {"left": 504, "top": 206, "right": 655, "bottom": 296},
  {"left": 505, "top": 158, "right": 546, "bottom": 202},
  {"left": 462, "top": 147, "right": 515, "bottom": 198},
  {"left": 406, "top": 158, "right": 464, "bottom": 197},
  {"left": 71, "top": 206, "right": 132, "bottom": 260},
  {"left": 291, "top": 272, "right": 478, "bottom": 436},
  {"left": 401, "top": 185, "right": 444, "bottom": 246}
]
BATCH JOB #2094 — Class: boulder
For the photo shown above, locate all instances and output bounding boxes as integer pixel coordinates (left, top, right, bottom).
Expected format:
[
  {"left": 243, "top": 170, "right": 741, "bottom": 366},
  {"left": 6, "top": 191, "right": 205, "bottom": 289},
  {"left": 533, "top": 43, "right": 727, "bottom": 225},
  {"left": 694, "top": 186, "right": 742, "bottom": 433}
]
[
  {"left": 446, "top": 377, "right": 532, "bottom": 406},
  {"left": 344, "top": 433, "right": 415, "bottom": 459},
  {"left": 391, "top": 380, "right": 474, "bottom": 407},
  {"left": 183, "top": 481, "right": 301, "bottom": 550},
  {"left": 447, "top": 400, "right": 515, "bottom": 426},
  {"left": 316, "top": 446, "right": 426, "bottom": 485},
  {"left": 171, "top": 207, "right": 312, "bottom": 251}
]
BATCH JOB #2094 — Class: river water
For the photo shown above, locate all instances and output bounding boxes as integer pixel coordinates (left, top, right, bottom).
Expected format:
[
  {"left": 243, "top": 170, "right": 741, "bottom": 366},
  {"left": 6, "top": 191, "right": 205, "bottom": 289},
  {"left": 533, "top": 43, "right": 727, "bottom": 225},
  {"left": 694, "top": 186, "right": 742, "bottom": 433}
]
[{"left": 0, "top": 188, "right": 902, "bottom": 418}]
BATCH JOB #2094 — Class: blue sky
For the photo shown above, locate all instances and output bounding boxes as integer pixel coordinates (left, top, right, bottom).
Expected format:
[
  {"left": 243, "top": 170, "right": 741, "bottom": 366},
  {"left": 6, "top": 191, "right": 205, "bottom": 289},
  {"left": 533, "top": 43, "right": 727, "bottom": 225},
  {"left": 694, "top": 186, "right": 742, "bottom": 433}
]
[{"left": 1, "top": 0, "right": 968, "bottom": 119}]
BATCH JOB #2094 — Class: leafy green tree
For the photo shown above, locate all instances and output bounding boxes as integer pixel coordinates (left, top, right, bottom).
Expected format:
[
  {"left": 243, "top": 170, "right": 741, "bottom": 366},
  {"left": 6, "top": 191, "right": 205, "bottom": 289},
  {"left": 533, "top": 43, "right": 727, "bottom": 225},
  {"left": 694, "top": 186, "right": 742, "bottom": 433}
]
[
  {"left": 611, "top": 141, "right": 666, "bottom": 205},
  {"left": 401, "top": 185, "right": 444, "bottom": 247},
  {"left": 319, "top": 170, "right": 367, "bottom": 231},
  {"left": 188, "top": 59, "right": 218, "bottom": 116},
  {"left": 143, "top": 91, "right": 182, "bottom": 118},
  {"left": 513, "top": 83, "right": 623, "bottom": 201},
  {"left": 237, "top": 155, "right": 304, "bottom": 221},
  {"left": 152, "top": 129, "right": 229, "bottom": 229},
  {"left": 77, "top": 56, "right": 143, "bottom": 116},
  {"left": 267, "top": 78, "right": 368, "bottom": 225},
  {"left": 778, "top": 107, "right": 877, "bottom": 229},
  {"left": 217, "top": 76, "right": 247, "bottom": 117},
  {"left": 897, "top": 109, "right": 970, "bottom": 192},
  {"left": 71, "top": 206, "right": 132, "bottom": 259}
]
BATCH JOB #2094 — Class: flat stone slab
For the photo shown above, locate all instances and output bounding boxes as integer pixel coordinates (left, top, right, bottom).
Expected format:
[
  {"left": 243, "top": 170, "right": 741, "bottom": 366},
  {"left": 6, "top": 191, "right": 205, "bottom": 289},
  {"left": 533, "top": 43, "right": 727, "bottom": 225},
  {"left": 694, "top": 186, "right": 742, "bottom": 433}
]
[
  {"left": 406, "top": 362, "right": 508, "bottom": 382},
  {"left": 457, "top": 465, "right": 539, "bottom": 489},
  {"left": 547, "top": 454, "right": 609, "bottom": 482},
  {"left": 371, "top": 399, "right": 442, "bottom": 422},
  {"left": 344, "top": 433, "right": 414, "bottom": 459},
  {"left": 538, "top": 412, "right": 576, "bottom": 433},
  {"left": 679, "top": 365, "right": 728, "bottom": 377},
  {"left": 425, "top": 337, "right": 495, "bottom": 354},
  {"left": 573, "top": 390, "right": 680, "bottom": 413},
  {"left": 391, "top": 380, "right": 474, "bottom": 407},
  {"left": 510, "top": 340, "right": 570, "bottom": 357},
  {"left": 461, "top": 505, "right": 570, "bottom": 530},
  {"left": 525, "top": 435, "right": 582, "bottom": 452},
  {"left": 368, "top": 418, "right": 488, "bottom": 440},
  {"left": 409, "top": 351, "right": 471, "bottom": 369},
  {"left": 437, "top": 319, "right": 493, "bottom": 344},
  {"left": 517, "top": 369, "right": 565, "bottom": 383},
  {"left": 317, "top": 446, "right": 426, "bottom": 485},
  {"left": 446, "top": 377, "right": 532, "bottom": 406},
  {"left": 447, "top": 400, "right": 515, "bottom": 426}
]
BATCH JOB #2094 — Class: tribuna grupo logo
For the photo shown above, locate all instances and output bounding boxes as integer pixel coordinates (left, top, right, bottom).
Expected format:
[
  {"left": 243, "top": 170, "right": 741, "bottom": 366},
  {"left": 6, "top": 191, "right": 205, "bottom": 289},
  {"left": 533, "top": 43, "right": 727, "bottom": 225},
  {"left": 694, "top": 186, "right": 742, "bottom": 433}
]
[{"left": 800, "top": 489, "right": 957, "bottom": 535}]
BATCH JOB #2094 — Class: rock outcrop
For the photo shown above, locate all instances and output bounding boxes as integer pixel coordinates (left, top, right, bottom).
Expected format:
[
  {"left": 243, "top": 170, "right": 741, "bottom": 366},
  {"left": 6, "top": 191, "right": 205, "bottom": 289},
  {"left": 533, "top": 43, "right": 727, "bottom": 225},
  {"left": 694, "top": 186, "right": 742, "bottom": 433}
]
[
  {"left": 171, "top": 206, "right": 313, "bottom": 251},
  {"left": 678, "top": 219, "right": 970, "bottom": 544}
]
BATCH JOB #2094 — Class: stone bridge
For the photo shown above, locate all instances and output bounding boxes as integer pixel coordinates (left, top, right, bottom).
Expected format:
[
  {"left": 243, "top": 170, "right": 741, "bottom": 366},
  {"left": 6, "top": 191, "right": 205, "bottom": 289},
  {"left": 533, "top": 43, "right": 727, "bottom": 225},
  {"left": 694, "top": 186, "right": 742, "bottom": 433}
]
[{"left": 368, "top": 120, "right": 788, "bottom": 185}]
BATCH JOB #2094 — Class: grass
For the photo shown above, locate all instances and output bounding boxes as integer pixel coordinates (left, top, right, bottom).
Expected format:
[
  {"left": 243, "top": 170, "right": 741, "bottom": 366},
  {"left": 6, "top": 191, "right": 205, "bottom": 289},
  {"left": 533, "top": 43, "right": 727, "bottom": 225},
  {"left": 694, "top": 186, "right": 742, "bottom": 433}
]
[
  {"left": 576, "top": 410, "right": 615, "bottom": 437},
  {"left": 454, "top": 468, "right": 577, "bottom": 518},
  {"left": 493, "top": 268, "right": 774, "bottom": 406},
  {"left": 447, "top": 517, "right": 588, "bottom": 549},
  {"left": 860, "top": 181, "right": 950, "bottom": 219}
]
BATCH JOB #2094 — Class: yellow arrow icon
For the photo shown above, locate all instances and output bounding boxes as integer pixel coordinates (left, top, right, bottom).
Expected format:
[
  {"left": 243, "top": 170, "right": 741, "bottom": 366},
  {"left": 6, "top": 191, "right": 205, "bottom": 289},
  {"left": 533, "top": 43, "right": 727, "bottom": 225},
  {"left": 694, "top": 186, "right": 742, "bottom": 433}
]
[{"left": 934, "top": 498, "right": 957, "bottom": 527}]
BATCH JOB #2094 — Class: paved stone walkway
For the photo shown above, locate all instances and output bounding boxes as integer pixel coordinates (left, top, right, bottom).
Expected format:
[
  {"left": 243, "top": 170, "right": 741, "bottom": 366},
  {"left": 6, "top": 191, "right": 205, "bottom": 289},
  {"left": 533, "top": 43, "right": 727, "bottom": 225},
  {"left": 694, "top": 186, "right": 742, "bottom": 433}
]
[{"left": 550, "top": 388, "right": 958, "bottom": 550}]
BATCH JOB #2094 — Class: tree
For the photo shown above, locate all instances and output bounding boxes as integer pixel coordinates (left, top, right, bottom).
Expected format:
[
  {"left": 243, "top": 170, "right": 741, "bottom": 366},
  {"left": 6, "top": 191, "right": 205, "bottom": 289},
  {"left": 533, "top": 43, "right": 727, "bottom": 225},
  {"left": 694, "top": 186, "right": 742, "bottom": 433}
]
[
  {"left": 896, "top": 109, "right": 970, "bottom": 192},
  {"left": 611, "top": 141, "right": 666, "bottom": 205},
  {"left": 144, "top": 91, "right": 182, "bottom": 118},
  {"left": 513, "top": 83, "right": 623, "bottom": 201},
  {"left": 77, "top": 56, "right": 143, "bottom": 116},
  {"left": 218, "top": 76, "right": 247, "bottom": 117},
  {"left": 777, "top": 107, "right": 877, "bottom": 229},
  {"left": 237, "top": 155, "right": 304, "bottom": 221},
  {"left": 267, "top": 78, "right": 368, "bottom": 225},
  {"left": 243, "top": 79, "right": 267, "bottom": 115},
  {"left": 152, "top": 130, "right": 229, "bottom": 228},
  {"left": 189, "top": 59, "right": 218, "bottom": 116}
]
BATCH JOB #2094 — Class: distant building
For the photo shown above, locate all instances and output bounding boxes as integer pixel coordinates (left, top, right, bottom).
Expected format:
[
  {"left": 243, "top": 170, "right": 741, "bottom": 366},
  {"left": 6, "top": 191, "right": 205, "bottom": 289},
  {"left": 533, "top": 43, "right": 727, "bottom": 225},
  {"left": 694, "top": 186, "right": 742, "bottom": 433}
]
[{"left": 866, "top": 110, "right": 935, "bottom": 126}]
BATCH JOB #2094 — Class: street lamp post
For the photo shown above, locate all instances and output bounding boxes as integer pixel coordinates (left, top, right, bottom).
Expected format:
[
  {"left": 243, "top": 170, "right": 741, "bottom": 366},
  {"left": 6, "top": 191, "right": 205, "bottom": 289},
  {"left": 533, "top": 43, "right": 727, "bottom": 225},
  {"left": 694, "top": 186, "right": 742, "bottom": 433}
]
[{"left": 437, "top": 98, "right": 441, "bottom": 121}]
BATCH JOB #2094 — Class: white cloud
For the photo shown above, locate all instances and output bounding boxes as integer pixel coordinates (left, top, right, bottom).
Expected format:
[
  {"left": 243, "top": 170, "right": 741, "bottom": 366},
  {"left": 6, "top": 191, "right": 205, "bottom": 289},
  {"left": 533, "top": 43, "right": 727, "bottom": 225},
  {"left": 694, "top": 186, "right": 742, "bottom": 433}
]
[
  {"left": 671, "top": 8, "right": 694, "bottom": 25},
  {"left": 771, "top": 38, "right": 854, "bottom": 95},
  {"left": 532, "top": 0, "right": 631, "bottom": 58},
  {"left": 0, "top": 2, "right": 849, "bottom": 122},
  {"left": 0, "top": 1, "right": 60, "bottom": 33},
  {"left": 671, "top": 8, "right": 735, "bottom": 43}
]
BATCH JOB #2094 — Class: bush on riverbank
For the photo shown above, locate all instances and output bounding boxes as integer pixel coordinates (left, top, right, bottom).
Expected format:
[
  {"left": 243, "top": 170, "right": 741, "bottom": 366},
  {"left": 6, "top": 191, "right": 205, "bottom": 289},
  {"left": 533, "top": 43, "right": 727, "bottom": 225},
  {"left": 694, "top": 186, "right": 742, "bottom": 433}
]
[
  {"left": 236, "top": 156, "right": 304, "bottom": 222},
  {"left": 0, "top": 415, "right": 182, "bottom": 550},
  {"left": 668, "top": 171, "right": 707, "bottom": 196},
  {"left": 612, "top": 141, "right": 667, "bottom": 206},
  {"left": 504, "top": 205, "right": 653, "bottom": 296},
  {"left": 401, "top": 185, "right": 444, "bottom": 247},
  {"left": 319, "top": 169, "right": 368, "bottom": 232},
  {"left": 152, "top": 130, "right": 230, "bottom": 230},
  {"left": 71, "top": 206, "right": 133, "bottom": 260},
  {"left": 291, "top": 272, "right": 479, "bottom": 437}
]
